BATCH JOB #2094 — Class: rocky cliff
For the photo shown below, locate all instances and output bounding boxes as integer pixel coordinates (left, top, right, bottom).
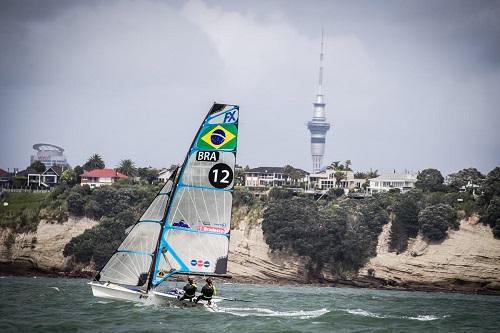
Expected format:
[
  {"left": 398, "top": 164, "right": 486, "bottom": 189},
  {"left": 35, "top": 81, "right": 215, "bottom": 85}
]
[
  {"left": 228, "top": 215, "right": 308, "bottom": 283},
  {"left": 358, "top": 216, "right": 500, "bottom": 293},
  {"left": 1, "top": 212, "right": 500, "bottom": 294},
  {"left": 0, "top": 217, "right": 97, "bottom": 274}
]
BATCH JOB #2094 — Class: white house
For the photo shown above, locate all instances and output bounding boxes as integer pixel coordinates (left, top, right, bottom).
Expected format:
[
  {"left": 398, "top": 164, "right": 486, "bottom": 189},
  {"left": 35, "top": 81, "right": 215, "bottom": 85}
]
[
  {"left": 80, "top": 168, "right": 128, "bottom": 188},
  {"left": 27, "top": 166, "right": 63, "bottom": 188},
  {"left": 368, "top": 173, "right": 417, "bottom": 193},
  {"left": 244, "top": 167, "right": 308, "bottom": 187},
  {"left": 309, "top": 169, "right": 366, "bottom": 192},
  {"left": 158, "top": 168, "right": 174, "bottom": 183}
]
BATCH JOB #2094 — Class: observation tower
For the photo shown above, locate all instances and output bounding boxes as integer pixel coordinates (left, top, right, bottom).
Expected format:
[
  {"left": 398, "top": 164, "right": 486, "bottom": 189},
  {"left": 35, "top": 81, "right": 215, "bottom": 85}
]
[{"left": 307, "top": 31, "right": 331, "bottom": 173}]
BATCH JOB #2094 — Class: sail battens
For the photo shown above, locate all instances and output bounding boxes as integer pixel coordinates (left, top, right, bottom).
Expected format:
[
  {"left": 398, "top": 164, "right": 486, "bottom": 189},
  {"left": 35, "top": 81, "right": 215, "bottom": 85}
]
[
  {"left": 166, "top": 225, "right": 230, "bottom": 237},
  {"left": 178, "top": 183, "right": 233, "bottom": 192},
  {"left": 117, "top": 249, "right": 153, "bottom": 256},
  {"left": 138, "top": 219, "right": 162, "bottom": 224}
]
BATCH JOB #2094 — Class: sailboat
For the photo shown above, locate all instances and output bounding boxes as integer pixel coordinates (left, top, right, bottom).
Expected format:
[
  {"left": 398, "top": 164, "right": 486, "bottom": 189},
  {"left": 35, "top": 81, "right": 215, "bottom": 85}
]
[{"left": 89, "top": 103, "right": 239, "bottom": 309}]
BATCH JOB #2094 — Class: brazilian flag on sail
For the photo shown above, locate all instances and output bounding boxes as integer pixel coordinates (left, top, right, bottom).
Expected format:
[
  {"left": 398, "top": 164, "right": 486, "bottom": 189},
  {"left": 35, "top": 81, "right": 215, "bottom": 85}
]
[{"left": 196, "top": 124, "right": 238, "bottom": 150}]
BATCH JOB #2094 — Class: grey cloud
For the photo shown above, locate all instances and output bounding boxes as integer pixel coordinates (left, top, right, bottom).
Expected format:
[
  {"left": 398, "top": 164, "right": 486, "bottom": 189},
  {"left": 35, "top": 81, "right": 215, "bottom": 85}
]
[{"left": 0, "top": 0, "right": 499, "bottom": 176}]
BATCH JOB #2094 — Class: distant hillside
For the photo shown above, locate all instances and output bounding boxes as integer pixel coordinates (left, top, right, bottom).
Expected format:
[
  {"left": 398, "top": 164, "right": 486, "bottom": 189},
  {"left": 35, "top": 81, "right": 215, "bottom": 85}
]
[{"left": 1, "top": 166, "right": 500, "bottom": 294}]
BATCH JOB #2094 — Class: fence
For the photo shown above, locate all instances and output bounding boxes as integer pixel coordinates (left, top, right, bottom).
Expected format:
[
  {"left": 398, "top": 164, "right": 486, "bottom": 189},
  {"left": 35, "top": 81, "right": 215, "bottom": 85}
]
[{"left": 0, "top": 188, "right": 52, "bottom": 194}]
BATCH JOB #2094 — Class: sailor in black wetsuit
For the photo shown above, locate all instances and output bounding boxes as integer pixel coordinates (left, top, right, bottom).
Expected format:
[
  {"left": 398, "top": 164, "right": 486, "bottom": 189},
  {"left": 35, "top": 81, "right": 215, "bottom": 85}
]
[
  {"left": 195, "top": 278, "right": 216, "bottom": 305},
  {"left": 178, "top": 277, "right": 197, "bottom": 302}
]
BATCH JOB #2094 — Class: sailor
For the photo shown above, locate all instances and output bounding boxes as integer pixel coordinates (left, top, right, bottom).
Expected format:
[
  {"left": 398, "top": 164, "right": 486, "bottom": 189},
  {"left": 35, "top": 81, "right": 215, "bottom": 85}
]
[
  {"left": 178, "top": 277, "right": 197, "bottom": 302},
  {"left": 195, "top": 278, "right": 216, "bottom": 305}
]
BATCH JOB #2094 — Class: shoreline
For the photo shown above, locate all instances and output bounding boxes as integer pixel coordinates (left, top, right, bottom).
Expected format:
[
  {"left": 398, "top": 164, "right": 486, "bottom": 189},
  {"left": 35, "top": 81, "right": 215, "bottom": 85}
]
[{"left": 2, "top": 264, "right": 499, "bottom": 297}]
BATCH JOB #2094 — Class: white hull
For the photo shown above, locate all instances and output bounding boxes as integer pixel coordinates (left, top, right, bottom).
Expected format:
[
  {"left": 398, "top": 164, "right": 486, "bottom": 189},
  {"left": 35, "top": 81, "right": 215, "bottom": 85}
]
[{"left": 89, "top": 282, "right": 219, "bottom": 310}]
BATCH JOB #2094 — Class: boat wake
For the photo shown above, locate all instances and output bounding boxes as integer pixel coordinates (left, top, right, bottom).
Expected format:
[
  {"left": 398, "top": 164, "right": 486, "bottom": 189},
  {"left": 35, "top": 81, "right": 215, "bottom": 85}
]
[
  {"left": 341, "top": 308, "right": 448, "bottom": 321},
  {"left": 219, "top": 307, "right": 329, "bottom": 319}
]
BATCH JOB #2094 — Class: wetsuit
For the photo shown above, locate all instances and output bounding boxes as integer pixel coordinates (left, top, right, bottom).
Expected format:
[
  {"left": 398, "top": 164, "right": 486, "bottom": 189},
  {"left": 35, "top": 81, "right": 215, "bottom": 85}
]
[
  {"left": 195, "top": 283, "right": 215, "bottom": 304},
  {"left": 179, "top": 282, "right": 197, "bottom": 302}
]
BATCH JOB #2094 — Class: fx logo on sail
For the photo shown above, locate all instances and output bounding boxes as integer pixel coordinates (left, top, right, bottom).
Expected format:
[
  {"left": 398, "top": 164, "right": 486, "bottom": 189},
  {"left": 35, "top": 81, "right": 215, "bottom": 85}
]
[{"left": 223, "top": 111, "right": 236, "bottom": 123}]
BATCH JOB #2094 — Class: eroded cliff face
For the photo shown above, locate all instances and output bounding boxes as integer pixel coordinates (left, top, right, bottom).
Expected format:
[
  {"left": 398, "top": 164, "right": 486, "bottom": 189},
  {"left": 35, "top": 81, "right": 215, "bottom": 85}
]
[
  {"left": 0, "top": 217, "right": 97, "bottom": 273},
  {"left": 1, "top": 210, "right": 499, "bottom": 294},
  {"left": 228, "top": 215, "right": 308, "bottom": 283},
  {"left": 358, "top": 216, "right": 500, "bottom": 293},
  {"left": 228, "top": 212, "right": 500, "bottom": 292}
]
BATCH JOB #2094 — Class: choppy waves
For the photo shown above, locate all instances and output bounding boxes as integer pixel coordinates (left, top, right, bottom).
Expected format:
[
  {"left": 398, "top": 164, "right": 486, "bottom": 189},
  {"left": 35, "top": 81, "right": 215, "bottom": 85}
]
[
  {"left": 220, "top": 307, "right": 329, "bottom": 319},
  {"left": 341, "top": 308, "right": 448, "bottom": 321}
]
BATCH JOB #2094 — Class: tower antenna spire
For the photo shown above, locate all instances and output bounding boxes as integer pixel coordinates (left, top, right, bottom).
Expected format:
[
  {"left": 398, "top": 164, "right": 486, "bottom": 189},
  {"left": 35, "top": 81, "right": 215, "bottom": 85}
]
[{"left": 318, "top": 27, "right": 324, "bottom": 95}]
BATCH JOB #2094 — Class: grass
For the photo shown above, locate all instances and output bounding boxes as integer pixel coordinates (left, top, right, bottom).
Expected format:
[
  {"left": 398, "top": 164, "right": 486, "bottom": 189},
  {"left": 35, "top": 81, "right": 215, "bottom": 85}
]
[{"left": 0, "top": 192, "right": 48, "bottom": 232}]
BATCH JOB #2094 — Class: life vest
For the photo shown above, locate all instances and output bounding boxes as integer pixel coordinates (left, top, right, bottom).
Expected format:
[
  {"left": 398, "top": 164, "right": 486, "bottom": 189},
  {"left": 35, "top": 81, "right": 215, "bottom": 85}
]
[
  {"left": 183, "top": 283, "right": 197, "bottom": 297},
  {"left": 202, "top": 284, "right": 215, "bottom": 298}
]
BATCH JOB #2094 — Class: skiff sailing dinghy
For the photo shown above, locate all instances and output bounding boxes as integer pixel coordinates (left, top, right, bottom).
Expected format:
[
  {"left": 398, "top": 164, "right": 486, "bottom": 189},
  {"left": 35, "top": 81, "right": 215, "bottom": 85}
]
[{"left": 89, "top": 103, "right": 239, "bottom": 309}]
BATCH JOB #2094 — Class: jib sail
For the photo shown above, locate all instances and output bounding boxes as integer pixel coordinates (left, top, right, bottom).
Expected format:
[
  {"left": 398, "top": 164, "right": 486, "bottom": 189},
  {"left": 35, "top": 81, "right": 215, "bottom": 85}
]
[{"left": 97, "top": 169, "right": 177, "bottom": 289}]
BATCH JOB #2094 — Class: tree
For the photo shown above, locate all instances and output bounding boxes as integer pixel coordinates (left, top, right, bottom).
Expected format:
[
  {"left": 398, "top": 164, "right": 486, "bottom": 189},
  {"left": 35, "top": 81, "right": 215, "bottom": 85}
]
[
  {"left": 333, "top": 171, "right": 345, "bottom": 187},
  {"left": 367, "top": 169, "right": 378, "bottom": 178},
  {"left": 83, "top": 154, "right": 105, "bottom": 171},
  {"left": 418, "top": 204, "right": 458, "bottom": 241},
  {"left": 328, "top": 161, "right": 340, "bottom": 170},
  {"left": 116, "top": 159, "right": 137, "bottom": 177},
  {"left": 415, "top": 168, "right": 445, "bottom": 192},
  {"left": 482, "top": 196, "right": 500, "bottom": 238},
  {"left": 73, "top": 165, "right": 84, "bottom": 184},
  {"left": 138, "top": 167, "right": 159, "bottom": 184},
  {"left": 481, "top": 167, "right": 500, "bottom": 205},
  {"left": 345, "top": 160, "right": 352, "bottom": 171},
  {"left": 29, "top": 161, "right": 46, "bottom": 173},
  {"left": 67, "top": 192, "right": 86, "bottom": 216},
  {"left": 448, "top": 168, "right": 484, "bottom": 191},
  {"left": 283, "top": 165, "right": 294, "bottom": 185},
  {"left": 389, "top": 191, "right": 422, "bottom": 252},
  {"left": 354, "top": 172, "right": 367, "bottom": 179},
  {"left": 61, "top": 168, "right": 77, "bottom": 186}
]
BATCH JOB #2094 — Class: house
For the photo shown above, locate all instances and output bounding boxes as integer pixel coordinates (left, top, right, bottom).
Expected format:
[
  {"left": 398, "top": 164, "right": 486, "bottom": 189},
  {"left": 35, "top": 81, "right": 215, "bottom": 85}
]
[
  {"left": 80, "top": 168, "right": 128, "bottom": 188},
  {"left": 244, "top": 167, "right": 308, "bottom": 187},
  {"left": 459, "top": 180, "right": 481, "bottom": 195},
  {"left": 0, "top": 168, "right": 12, "bottom": 188},
  {"left": 158, "top": 168, "right": 174, "bottom": 183},
  {"left": 27, "top": 165, "right": 64, "bottom": 188},
  {"left": 308, "top": 169, "right": 366, "bottom": 192},
  {"left": 368, "top": 173, "right": 417, "bottom": 193}
]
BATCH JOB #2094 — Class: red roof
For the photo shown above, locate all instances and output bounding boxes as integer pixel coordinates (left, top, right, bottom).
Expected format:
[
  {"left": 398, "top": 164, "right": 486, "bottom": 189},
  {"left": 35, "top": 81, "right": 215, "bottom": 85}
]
[
  {"left": 80, "top": 168, "right": 128, "bottom": 179},
  {"left": 0, "top": 168, "right": 9, "bottom": 177}
]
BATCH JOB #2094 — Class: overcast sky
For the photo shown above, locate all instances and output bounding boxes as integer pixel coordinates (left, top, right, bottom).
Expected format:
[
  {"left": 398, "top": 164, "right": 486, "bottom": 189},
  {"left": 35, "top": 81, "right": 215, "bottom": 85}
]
[{"left": 1, "top": 0, "right": 499, "bottom": 175}]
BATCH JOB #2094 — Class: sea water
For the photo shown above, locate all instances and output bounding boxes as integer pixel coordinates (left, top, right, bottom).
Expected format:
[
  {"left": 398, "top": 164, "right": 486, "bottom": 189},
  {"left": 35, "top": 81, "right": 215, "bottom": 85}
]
[{"left": 1, "top": 276, "right": 499, "bottom": 332}]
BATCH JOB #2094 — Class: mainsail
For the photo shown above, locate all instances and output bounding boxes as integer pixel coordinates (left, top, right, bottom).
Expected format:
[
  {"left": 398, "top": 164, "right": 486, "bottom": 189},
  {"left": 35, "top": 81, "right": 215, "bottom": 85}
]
[{"left": 95, "top": 103, "right": 239, "bottom": 291}]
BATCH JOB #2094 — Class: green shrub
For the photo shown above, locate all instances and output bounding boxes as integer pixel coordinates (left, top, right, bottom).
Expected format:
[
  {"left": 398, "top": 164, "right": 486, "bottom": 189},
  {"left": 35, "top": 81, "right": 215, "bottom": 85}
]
[
  {"left": 262, "top": 197, "right": 387, "bottom": 279},
  {"left": 67, "top": 192, "right": 86, "bottom": 216},
  {"left": 482, "top": 196, "right": 500, "bottom": 238},
  {"left": 418, "top": 204, "right": 458, "bottom": 241},
  {"left": 389, "top": 191, "right": 422, "bottom": 252},
  {"left": 233, "top": 187, "right": 256, "bottom": 207},
  {"left": 268, "top": 187, "right": 294, "bottom": 200},
  {"left": 64, "top": 210, "right": 137, "bottom": 268}
]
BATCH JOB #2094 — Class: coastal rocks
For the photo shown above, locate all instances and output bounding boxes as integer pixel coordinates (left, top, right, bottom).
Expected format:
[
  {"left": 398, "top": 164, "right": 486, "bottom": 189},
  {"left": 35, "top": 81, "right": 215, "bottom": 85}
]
[
  {"left": 228, "top": 212, "right": 308, "bottom": 283},
  {"left": 0, "top": 217, "right": 97, "bottom": 274},
  {"left": 359, "top": 215, "right": 500, "bottom": 294}
]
